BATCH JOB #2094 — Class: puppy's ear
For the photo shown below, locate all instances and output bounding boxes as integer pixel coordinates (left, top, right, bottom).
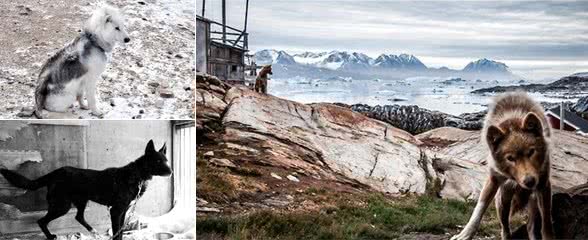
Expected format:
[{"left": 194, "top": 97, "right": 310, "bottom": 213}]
[
  {"left": 523, "top": 112, "right": 543, "bottom": 136},
  {"left": 159, "top": 143, "right": 167, "bottom": 154},
  {"left": 486, "top": 125, "right": 505, "bottom": 150},
  {"left": 145, "top": 140, "right": 155, "bottom": 153}
]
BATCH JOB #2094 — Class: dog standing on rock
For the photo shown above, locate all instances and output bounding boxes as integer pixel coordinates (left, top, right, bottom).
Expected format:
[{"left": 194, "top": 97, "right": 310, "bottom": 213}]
[
  {"left": 34, "top": 5, "right": 130, "bottom": 118},
  {"left": 254, "top": 65, "right": 272, "bottom": 94},
  {"left": 451, "top": 92, "right": 554, "bottom": 240}
]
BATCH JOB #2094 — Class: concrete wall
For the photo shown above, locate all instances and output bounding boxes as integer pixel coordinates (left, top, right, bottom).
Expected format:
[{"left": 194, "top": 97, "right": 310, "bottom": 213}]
[{"left": 0, "top": 120, "right": 173, "bottom": 234}]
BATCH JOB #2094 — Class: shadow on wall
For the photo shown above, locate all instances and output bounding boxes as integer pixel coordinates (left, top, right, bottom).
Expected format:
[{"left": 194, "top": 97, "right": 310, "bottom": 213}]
[{"left": 0, "top": 120, "right": 173, "bottom": 235}]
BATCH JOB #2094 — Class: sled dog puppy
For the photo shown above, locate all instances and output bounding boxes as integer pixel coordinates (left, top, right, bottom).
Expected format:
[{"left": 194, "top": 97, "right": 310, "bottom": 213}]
[
  {"left": 34, "top": 5, "right": 130, "bottom": 118},
  {"left": 451, "top": 92, "right": 554, "bottom": 240},
  {"left": 254, "top": 64, "right": 272, "bottom": 94},
  {"left": 0, "top": 140, "right": 171, "bottom": 240}
]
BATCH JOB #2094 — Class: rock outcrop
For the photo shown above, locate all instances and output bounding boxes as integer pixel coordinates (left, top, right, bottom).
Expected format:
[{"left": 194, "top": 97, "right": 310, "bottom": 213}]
[
  {"left": 472, "top": 74, "right": 588, "bottom": 95},
  {"left": 221, "top": 86, "right": 428, "bottom": 195},
  {"left": 196, "top": 74, "right": 231, "bottom": 140},
  {"left": 350, "top": 104, "right": 483, "bottom": 134}
]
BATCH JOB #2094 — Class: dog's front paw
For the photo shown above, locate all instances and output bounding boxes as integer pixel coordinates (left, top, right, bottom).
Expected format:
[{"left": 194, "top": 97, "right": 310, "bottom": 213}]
[
  {"left": 450, "top": 231, "right": 474, "bottom": 240},
  {"left": 90, "top": 109, "right": 104, "bottom": 118},
  {"left": 79, "top": 101, "right": 89, "bottom": 110},
  {"left": 47, "top": 234, "right": 57, "bottom": 240}
]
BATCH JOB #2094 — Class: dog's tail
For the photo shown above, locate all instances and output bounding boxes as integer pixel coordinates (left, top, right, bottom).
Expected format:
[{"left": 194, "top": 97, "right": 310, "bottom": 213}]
[{"left": 0, "top": 169, "right": 55, "bottom": 190}]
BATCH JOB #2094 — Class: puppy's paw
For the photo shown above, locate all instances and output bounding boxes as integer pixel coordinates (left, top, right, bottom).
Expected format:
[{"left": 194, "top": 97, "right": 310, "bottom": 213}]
[
  {"left": 90, "top": 109, "right": 104, "bottom": 118},
  {"left": 47, "top": 234, "right": 57, "bottom": 240},
  {"left": 79, "top": 101, "right": 89, "bottom": 110}
]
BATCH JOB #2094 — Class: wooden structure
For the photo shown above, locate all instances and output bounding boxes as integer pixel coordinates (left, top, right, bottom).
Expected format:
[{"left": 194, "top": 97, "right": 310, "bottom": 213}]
[
  {"left": 196, "top": 0, "right": 253, "bottom": 85},
  {"left": 546, "top": 104, "right": 588, "bottom": 134}
]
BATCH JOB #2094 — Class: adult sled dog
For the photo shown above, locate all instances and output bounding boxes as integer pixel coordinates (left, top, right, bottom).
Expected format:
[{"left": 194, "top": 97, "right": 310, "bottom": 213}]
[{"left": 0, "top": 140, "right": 171, "bottom": 240}]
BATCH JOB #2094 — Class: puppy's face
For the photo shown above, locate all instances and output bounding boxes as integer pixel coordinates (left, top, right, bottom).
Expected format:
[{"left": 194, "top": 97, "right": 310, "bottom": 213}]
[
  {"left": 264, "top": 65, "right": 272, "bottom": 75},
  {"left": 102, "top": 13, "right": 130, "bottom": 45},
  {"left": 141, "top": 140, "right": 173, "bottom": 177},
  {"left": 486, "top": 113, "right": 547, "bottom": 190}
]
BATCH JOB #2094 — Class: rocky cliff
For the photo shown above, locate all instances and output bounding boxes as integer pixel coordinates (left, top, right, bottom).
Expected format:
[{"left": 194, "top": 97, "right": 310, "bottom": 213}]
[{"left": 197, "top": 74, "right": 588, "bottom": 208}]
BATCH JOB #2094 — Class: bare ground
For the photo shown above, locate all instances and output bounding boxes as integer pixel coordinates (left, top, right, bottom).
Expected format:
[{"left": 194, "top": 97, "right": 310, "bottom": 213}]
[{"left": 0, "top": 0, "right": 195, "bottom": 119}]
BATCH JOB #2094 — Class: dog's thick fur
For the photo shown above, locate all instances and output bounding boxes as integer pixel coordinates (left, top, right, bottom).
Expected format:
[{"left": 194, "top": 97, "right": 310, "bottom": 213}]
[
  {"left": 451, "top": 92, "right": 554, "bottom": 240},
  {"left": 0, "top": 140, "right": 171, "bottom": 240},
  {"left": 34, "top": 5, "right": 130, "bottom": 118},
  {"left": 254, "top": 65, "right": 272, "bottom": 94}
]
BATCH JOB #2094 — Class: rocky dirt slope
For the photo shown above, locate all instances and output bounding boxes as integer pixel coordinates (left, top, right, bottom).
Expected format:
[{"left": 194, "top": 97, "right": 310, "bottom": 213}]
[
  {"left": 197, "top": 74, "right": 588, "bottom": 238},
  {"left": 0, "top": 0, "right": 194, "bottom": 119}
]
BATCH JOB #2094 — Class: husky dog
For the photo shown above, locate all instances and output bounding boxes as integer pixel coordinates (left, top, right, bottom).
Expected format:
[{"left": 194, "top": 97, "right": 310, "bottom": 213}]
[
  {"left": 254, "top": 65, "right": 272, "bottom": 94},
  {"left": 0, "top": 140, "right": 171, "bottom": 240},
  {"left": 451, "top": 92, "right": 553, "bottom": 240},
  {"left": 34, "top": 5, "right": 130, "bottom": 118}
]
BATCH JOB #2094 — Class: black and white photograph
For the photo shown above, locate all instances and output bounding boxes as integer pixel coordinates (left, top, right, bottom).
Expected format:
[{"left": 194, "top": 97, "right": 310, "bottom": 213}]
[
  {"left": 0, "top": 0, "right": 195, "bottom": 119},
  {"left": 0, "top": 120, "right": 195, "bottom": 239}
]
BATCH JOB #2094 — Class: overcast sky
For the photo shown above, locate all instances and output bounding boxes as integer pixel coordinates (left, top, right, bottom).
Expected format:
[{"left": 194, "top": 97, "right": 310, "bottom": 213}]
[{"left": 198, "top": 0, "right": 588, "bottom": 80}]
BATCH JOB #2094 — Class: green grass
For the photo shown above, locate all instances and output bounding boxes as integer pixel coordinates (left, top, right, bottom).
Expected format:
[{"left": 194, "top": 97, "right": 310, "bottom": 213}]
[{"left": 197, "top": 194, "right": 507, "bottom": 240}]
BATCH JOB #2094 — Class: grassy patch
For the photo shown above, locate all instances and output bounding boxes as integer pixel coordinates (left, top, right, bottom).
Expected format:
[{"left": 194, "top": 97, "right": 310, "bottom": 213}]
[
  {"left": 197, "top": 193, "right": 511, "bottom": 239},
  {"left": 196, "top": 159, "right": 238, "bottom": 203}
]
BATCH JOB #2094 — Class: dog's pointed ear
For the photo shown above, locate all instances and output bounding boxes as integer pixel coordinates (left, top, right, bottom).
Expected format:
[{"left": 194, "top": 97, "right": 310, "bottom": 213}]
[
  {"left": 159, "top": 143, "right": 167, "bottom": 154},
  {"left": 486, "top": 125, "right": 505, "bottom": 150},
  {"left": 145, "top": 140, "right": 155, "bottom": 153},
  {"left": 523, "top": 112, "right": 543, "bottom": 136}
]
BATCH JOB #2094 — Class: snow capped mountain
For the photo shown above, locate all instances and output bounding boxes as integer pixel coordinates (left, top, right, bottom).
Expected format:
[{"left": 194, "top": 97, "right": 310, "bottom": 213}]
[
  {"left": 293, "top": 51, "right": 329, "bottom": 65},
  {"left": 462, "top": 58, "right": 510, "bottom": 73},
  {"left": 373, "top": 54, "right": 426, "bottom": 70},
  {"left": 253, "top": 49, "right": 516, "bottom": 80},
  {"left": 254, "top": 49, "right": 295, "bottom": 65}
]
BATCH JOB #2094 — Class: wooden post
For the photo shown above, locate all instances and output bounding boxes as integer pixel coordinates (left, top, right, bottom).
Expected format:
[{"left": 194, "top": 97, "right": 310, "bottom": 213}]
[
  {"left": 201, "top": 0, "right": 205, "bottom": 16},
  {"left": 222, "top": 0, "right": 226, "bottom": 44},
  {"left": 244, "top": 0, "right": 249, "bottom": 50},
  {"left": 560, "top": 102, "right": 565, "bottom": 130}
]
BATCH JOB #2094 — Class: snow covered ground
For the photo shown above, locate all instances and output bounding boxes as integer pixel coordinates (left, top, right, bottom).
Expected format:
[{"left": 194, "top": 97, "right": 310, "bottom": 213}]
[
  {"left": 0, "top": 0, "right": 195, "bottom": 119},
  {"left": 269, "top": 77, "right": 574, "bottom": 115}
]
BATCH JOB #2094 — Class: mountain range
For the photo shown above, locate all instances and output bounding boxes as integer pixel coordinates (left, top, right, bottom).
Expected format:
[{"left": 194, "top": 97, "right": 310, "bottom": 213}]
[{"left": 254, "top": 49, "right": 517, "bottom": 81}]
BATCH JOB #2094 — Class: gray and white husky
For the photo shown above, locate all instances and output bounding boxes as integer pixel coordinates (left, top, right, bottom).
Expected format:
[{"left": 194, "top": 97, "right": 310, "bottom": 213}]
[{"left": 34, "top": 5, "right": 130, "bottom": 118}]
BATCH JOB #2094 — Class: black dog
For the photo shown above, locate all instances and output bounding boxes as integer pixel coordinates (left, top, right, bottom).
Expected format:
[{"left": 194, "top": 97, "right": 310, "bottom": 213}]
[{"left": 0, "top": 140, "right": 172, "bottom": 240}]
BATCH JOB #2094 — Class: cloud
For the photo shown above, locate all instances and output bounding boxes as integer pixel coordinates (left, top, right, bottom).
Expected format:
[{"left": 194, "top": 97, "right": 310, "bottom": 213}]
[{"left": 198, "top": 0, "right": 588, "bottom": 79}]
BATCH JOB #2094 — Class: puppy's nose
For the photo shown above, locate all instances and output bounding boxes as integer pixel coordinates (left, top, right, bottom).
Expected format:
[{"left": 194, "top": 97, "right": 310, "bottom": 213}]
[
  {"left": 523, "top": 176, "right": 537, "bottom": 189},
  {"left": 124, "top": 37, "right": 131, "bottom": 43}
]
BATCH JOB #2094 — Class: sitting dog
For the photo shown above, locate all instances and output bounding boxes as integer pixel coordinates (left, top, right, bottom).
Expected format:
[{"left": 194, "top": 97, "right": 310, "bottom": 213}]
[
  {"left": 0, "top": 140, "right": 171, "bottom": 240},
  {"left": 34, "top": 5, "right": 130, "bottom": 118},
  {"left": 451, "top": 92, "right": 554, "bottom": 240}
]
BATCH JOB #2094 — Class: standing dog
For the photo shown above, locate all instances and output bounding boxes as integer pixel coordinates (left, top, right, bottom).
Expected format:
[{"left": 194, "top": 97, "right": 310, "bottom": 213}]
[
  {"left": 451, "top": 92, "right": 553, "bottom": 240},
  {"left": 34, "top": 5, "right": 130, "bottom": 118},
  {"left": 254, "top": 65, "right": 272, "bottom": 94},
  {"left": 0, "top": 140, "right": 171, "bottom": 240}
]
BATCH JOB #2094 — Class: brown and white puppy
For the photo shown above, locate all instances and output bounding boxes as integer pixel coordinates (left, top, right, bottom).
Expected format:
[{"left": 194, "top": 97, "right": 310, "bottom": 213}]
[{"left": 451, "top": 92, "right": 554, "bottom": 240}]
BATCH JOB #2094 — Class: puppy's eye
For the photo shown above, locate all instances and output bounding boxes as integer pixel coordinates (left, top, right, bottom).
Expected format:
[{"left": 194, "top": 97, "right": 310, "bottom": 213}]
[
  {"left": 115, "top": 27, "right": 120, "bottom": 31},
  {"left": 528, "top": 148, "right": 535, "bottom": 157},
  {"left": 505, "top": 155, "right": 515, "bottom": 162}
]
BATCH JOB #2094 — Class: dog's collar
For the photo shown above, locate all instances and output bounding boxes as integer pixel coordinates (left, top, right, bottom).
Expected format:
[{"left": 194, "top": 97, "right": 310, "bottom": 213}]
[{"left": 82, "top": 31, "right": 110, "bottom": 53}]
